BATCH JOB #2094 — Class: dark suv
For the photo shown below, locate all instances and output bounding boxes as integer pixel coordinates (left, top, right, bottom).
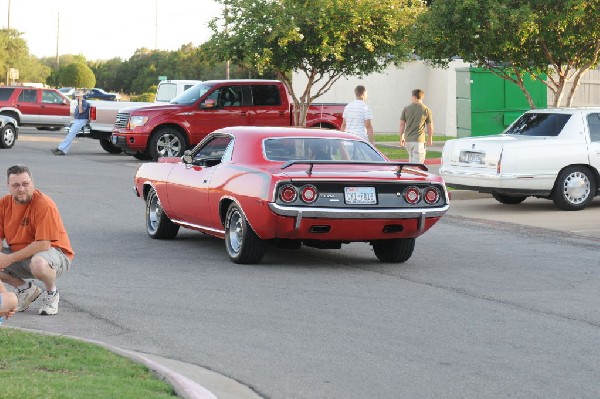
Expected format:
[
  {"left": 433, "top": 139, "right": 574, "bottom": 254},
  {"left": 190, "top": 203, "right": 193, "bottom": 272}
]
[{"left": 0, "top": 86, "right": 72, "bottom": 130}]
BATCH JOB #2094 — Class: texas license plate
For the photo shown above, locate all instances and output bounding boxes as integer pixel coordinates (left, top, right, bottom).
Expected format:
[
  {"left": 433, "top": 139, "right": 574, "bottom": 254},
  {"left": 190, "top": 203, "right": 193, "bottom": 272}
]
[
  {"left": 344, "top": 187, "right": 377, "bottom": 204},
  {"left": 460, "top": 151, "right": 484, "bottom": 164}
]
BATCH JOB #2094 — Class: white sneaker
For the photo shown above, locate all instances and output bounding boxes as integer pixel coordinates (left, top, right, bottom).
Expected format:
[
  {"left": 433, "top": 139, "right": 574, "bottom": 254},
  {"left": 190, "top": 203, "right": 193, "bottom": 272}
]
[
  {"left": 15, "top": 282, "right": 42, "bottom": 312},
  {"left": 39, "top": 291, "right": 60, "bottom": 315}
]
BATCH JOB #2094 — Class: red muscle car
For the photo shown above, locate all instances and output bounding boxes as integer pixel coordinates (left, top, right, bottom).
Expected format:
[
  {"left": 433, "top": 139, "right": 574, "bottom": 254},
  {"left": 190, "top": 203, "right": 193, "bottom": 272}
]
[{"left": 134, "top": 126, "right": 449, "bottom": 264}]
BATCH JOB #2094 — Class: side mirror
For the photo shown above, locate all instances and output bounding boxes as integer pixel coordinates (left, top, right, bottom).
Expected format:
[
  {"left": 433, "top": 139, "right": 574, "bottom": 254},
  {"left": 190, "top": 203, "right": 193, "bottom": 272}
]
[
  {"left": 182, "top": 150, "right": 193, "bottom": 164},
  {"left": 201, "top": 99, "right": 216, "bottom": 109}
]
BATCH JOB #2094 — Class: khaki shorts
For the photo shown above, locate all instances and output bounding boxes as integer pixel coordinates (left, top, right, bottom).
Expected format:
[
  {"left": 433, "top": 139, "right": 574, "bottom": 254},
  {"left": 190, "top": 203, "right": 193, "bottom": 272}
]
[{"left": 1, "top": 247, "right": 71, "bottom": 280}]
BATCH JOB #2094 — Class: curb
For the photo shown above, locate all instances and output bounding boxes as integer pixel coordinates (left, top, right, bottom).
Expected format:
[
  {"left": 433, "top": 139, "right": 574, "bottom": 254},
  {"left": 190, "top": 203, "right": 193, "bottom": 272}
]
[{"left": 6, "top": 326, "right": 217, "bottom": 399}]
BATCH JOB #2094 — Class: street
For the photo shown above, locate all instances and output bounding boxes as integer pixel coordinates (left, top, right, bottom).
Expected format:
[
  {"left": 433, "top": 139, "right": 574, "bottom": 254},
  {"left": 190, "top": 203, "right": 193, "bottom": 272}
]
[{"left": 2, "top": 129, "right": 600, "bottom": 399}]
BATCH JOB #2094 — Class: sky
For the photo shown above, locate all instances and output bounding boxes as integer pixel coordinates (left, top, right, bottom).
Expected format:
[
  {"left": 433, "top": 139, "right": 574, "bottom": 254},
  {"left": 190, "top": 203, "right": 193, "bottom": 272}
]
[{"left": 1, "top": 0, "right": 223, "bottom": 60}]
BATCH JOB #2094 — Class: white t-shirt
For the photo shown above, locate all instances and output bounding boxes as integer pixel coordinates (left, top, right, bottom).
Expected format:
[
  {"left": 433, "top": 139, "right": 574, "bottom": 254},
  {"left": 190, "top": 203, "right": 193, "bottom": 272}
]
[{"left": 342, "top": 100, "right": 373, "bottom": 140}]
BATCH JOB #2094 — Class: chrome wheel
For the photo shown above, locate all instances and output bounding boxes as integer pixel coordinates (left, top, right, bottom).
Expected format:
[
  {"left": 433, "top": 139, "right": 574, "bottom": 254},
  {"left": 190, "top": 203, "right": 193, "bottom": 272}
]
[
  {"left": 146, "top": 188, "right": 179, "bottom": 238},
  {"left": 227, "top": 208, "right": 244, "bottom": 254},
  {"left": 224, "top": 203, "right": 267, "bottom": 264},
  {"left": 0, "top": 125, "right": 16, "bottom": 149},
  {"left": 156, "top": 133, "right": 183, "bottom": 157},
  {"left": 552, "top": 167, "right": 595, "bottom": 211}
]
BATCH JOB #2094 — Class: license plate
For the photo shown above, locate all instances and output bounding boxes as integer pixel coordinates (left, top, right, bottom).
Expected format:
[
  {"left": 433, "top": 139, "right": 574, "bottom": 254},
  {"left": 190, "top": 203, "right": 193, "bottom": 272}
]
[
  {"left": 111, "top": 136, "right": 117, "bottom": 144},
  {"left": 460, "top": 151, "right": 484, "bottom": 164},
  {"left": 344, "top": 187, "right": 377, "bottom": 204}
]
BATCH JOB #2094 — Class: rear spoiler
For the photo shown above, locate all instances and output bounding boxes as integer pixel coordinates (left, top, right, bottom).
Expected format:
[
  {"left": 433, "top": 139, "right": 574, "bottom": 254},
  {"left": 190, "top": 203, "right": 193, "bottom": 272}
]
[{"left": 280, "top": 160, "right": 428, "bottom": 176}]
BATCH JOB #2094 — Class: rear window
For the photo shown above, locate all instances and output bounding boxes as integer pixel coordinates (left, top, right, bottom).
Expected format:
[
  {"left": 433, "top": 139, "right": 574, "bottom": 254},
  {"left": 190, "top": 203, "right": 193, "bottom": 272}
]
[
  {"left": 504, "top": 113, "right": 571, "bottom": 137},
  {"left": 0, "top": 88, "right": 15, "bottom": 101},
  {"left": 264, "top": 137, "right": 383, "bottom": 162},
  {"left": 251, "top": 85, "right": 281, "bottom": 106}
]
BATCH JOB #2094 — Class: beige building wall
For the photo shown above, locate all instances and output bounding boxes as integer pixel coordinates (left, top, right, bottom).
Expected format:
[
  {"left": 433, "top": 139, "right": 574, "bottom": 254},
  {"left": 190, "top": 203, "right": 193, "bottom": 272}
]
[{"left": 292, "top": 60, "right": 469, "bottom": 137}]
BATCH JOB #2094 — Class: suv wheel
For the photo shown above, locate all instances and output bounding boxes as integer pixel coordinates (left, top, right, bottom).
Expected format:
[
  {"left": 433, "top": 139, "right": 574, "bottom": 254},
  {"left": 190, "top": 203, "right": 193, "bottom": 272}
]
[{"left": 0, "top": 124, "right": 17, "bottom": 149}]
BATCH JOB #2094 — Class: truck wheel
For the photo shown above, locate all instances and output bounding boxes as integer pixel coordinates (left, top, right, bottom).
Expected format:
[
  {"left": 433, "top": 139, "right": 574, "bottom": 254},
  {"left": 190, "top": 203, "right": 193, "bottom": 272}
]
[
  {"left": 0, "top": 124, "right": 17, "bottom": 149},
  {"left": 99, "top": 138, "right": 123, "bottom": 154},
  {"left": 149, "top": 127, "right": 186, "bottom": 161},
  {"left": 146, "top": 187, "right": 179, "bottom": 239},
  {"left": 225, "top": 203, "right": 267, "bottom": 264},
  {"left": 491, "top": 192, "right": 527, "bottom": 205},
  {"left": 372, "top": 238, "right": 415, "bottom": 263},
  {"left": 552, "top": 166, "right": 595, "bottom": 211}
]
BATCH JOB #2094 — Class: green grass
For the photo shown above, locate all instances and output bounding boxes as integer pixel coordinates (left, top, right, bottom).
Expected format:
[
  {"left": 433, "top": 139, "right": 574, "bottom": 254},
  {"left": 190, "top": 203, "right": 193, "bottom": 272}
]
[
  {"left": 375, "top": 133, "right": 452, "bottom": 143},
  {"left": 0, "top": 329, "right": 177, "bottom": 399},
  {"left": 375, "top": 145, "right": 441, "bottom": 160}
]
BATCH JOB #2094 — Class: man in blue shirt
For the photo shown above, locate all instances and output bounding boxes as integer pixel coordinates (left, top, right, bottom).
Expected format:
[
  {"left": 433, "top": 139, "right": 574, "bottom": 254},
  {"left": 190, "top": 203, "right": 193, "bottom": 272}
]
[{"left": 52, "top": 90, "right": 90, "bottom": 155}]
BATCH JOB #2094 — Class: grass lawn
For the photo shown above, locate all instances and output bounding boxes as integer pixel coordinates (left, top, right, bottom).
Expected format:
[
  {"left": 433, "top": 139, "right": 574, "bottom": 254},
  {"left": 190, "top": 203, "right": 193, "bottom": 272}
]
[
  {"left": 0, "top": 328, "right": 177, "bottom": 399},
  {"left": 374, "top": 134, "right": 447, "bottom": 160}
]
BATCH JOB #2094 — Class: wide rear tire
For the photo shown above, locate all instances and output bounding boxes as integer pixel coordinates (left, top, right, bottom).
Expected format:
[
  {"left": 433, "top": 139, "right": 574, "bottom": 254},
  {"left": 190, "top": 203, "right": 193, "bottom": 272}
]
[
  {"left": 373, "top": 238, "right": 415, "bottom": 263},
  {"left": 146, "top": 188, "right": 179, "bottom": 239},
  {"left": 224, "top": 203, "right": 266, "bottom": 264}
]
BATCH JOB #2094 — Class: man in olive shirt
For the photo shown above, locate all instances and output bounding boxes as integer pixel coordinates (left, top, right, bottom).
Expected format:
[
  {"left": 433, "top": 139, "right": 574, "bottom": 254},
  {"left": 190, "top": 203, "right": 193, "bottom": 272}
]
[{"left": 399, "top": 89, "right": 434, "bottom": 164}]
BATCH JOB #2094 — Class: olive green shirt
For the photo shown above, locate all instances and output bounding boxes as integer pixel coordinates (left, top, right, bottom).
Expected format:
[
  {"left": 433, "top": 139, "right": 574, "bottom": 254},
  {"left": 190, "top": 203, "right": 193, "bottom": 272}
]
[{"left": 400, "top": 103, "right": 432, "bottom": 143}]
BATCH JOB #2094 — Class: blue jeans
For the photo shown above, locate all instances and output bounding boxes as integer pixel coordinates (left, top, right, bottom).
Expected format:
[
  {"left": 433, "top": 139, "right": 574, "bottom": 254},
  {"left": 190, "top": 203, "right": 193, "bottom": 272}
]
[{"left": 58, "top": 119, "right": 88, "bottom": 154}]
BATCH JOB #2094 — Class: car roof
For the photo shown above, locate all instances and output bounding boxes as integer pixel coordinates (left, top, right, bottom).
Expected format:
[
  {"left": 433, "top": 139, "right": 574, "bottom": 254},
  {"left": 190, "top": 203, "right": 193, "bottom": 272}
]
[
  {"left": 527, "top": 107, "right": 600, "bottom": 114},
  {"left": 214, "top": 126, "right": 361, "bottom": 140}
]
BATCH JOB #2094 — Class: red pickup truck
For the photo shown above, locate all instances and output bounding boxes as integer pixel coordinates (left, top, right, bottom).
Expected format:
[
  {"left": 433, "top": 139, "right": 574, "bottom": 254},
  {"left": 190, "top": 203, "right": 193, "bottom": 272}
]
[{"left": 111, "top": 80, "right": 345, "bottom": 160}]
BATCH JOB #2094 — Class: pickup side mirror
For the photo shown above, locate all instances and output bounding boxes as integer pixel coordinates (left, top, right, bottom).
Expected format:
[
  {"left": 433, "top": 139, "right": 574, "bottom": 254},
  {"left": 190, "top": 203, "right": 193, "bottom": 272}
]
[{"left": 201, "top": 99, "right": 216, "bottom": 109}]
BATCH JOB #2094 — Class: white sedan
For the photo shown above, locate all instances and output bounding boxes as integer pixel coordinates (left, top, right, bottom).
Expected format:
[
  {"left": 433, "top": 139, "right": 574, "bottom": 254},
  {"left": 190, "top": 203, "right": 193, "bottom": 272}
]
[{"left": 440, "top": 108, "right": 600, "bottom": 211}]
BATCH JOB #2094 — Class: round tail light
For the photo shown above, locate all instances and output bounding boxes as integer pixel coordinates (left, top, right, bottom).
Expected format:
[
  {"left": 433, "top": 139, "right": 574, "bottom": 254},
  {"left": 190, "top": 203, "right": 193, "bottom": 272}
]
[
  {"left": 404, "top": 186, "right": 421, "bottom": 204},
  {"left": 300, "top": 185, "right": 318, "bottom": 203},
  {"left": 424, "top": 187, "right": 440, "bottom": 204},
  {"left": 279, "top": 184, "right": 297, "bottom": 203}
]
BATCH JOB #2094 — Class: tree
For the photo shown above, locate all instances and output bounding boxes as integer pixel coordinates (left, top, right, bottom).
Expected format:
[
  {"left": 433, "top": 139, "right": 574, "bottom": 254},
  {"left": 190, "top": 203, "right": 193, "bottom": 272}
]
[
  {"left": 210, "top": 0, "right": 426, "bottom": 126},
  {"left": 59, "top": 63, "right": 96, "bottom": 88},
  {"left": 411, "top": 0, "right": 600, "bottom": 108},
  {"left": 0, "top": 28, "right": 51, "bottom": 84}
]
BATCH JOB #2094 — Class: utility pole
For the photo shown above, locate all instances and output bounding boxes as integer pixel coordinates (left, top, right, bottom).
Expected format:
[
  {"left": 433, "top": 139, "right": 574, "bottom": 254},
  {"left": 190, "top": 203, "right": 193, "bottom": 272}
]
[
  {"left": 7, "top": 0, "right": 11, "bottom": 29},
  {"left": 56, "top": 11, "right": 60, "bottom": 86}
]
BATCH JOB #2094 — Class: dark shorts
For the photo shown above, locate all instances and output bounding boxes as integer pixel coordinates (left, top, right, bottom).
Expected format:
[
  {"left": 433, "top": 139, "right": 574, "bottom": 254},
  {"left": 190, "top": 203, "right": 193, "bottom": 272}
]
[{"left": 1, "top": 247, "right": 71, "bottom": 280}]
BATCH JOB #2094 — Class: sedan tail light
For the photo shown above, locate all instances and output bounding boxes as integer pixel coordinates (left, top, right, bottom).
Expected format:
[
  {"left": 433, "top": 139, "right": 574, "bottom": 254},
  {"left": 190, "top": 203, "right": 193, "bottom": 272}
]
[{"left": 279, "top": 184, "right": 297, "bottom": 203}]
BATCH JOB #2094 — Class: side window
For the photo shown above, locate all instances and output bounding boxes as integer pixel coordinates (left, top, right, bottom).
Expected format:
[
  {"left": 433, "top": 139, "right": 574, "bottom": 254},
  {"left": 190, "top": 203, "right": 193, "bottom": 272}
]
[
  {"left": 0, "top": 88, "right": 15, "bottom": 101},
  {"left": 192, "top": 135, "right": 234, "bottom": 166},
  {"left": 42, "top": 90, "right": 63, "bottom": 104},
  {"left": 18, "top": 89, "right": 37, "bottom": 103},
  {"left": 587, "top": 114, "right": 600, "bottom": 143},
  {"left": 251, "top": 85, "right": 281, "bottom": 106},
  {"left": 211, "top": 86, "right": 242, "bottom": 108}
]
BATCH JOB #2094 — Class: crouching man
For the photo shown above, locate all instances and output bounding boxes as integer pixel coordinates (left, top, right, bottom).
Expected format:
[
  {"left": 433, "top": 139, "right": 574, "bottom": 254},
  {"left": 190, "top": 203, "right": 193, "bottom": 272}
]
[{"left": 0, "top": 165, "right": 74, "bottom": 315}]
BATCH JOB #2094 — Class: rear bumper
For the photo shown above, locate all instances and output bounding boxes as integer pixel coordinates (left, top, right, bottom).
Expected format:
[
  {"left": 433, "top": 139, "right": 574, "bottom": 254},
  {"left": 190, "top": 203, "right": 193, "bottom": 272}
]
[
  {"left": 268, "top": 203, "right": 448, "bottom": 233},
  {"left": 440, "top": 167, "right": 556, "bottom": 196}
]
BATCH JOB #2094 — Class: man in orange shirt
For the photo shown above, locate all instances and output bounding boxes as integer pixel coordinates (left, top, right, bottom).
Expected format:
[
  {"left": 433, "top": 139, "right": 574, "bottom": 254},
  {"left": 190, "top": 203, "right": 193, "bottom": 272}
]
[{"left": 0, "top": 165, "right": 74, "bottom": 315}]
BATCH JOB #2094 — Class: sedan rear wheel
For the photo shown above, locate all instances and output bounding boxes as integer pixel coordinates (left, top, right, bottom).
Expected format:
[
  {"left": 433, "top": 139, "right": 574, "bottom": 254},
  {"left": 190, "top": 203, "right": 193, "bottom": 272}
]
[
  {"left": 0, "top": 124, "right": 16, "bottom": 149},
  {"left": 552, "top": 166, "right": 595, "bottom": 211},
  {"left": 225, "top": 203, "right": 266, "bottom": 264},
  {"left": 491, "top": 192, "right": 527, "bottom": 205},
  {"left": 373, "top": 238, "right": 415, "bottom": 263},
  {"left": 146, "top": 187, "right": 179, "bottom": 239}
]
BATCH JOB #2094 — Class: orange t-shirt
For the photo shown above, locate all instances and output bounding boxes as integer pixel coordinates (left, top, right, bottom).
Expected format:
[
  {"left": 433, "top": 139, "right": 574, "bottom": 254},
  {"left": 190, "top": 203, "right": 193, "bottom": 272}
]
[{"left": 0, "top": 190, "right": 74, "bottom": 260}]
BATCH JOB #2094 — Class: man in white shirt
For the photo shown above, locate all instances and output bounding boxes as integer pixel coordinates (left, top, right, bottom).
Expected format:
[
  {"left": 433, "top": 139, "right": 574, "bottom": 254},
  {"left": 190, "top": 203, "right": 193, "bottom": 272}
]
[{"left": 341, "top": 85, "right": 374, "bottom": 144}]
